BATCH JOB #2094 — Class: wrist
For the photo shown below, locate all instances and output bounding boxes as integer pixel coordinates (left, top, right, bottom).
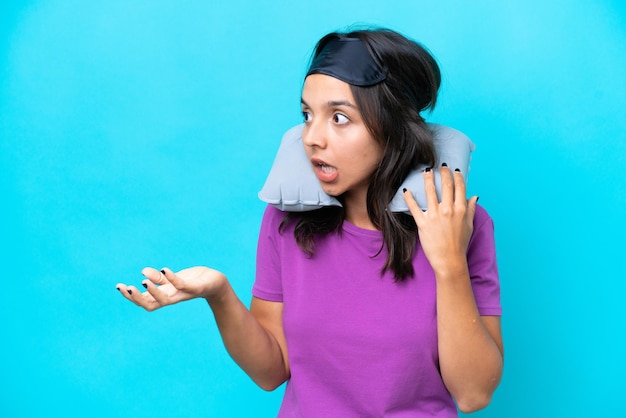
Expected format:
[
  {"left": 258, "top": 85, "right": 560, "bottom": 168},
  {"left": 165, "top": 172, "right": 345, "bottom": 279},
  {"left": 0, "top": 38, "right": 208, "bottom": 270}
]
[
  {"left": 432, "top": 257, "right": 469, "bottom": 281},
  {"left": 205, "top": 273, "right": 231, "bottom": 306}
]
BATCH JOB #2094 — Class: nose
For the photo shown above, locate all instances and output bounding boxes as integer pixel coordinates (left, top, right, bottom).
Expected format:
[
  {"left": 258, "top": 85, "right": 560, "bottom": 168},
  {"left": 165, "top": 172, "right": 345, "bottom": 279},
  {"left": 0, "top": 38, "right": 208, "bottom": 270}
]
[{"left": 301, "top": 120, "right": 327, "bottom": 149}]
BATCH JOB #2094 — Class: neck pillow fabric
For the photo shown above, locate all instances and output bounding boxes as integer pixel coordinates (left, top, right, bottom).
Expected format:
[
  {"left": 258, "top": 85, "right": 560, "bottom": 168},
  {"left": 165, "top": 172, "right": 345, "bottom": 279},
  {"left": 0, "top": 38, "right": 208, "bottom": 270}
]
[{"left": 258, "top": 123, "right": 475, "bottom": 214}]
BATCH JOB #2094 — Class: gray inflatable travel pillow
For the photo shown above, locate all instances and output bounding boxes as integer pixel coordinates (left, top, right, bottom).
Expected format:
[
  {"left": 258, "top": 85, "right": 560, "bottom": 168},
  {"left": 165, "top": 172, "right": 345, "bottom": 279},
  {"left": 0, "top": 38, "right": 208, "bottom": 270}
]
[{"left": 258, "top": 123, "right": 475, "bottom": 213}]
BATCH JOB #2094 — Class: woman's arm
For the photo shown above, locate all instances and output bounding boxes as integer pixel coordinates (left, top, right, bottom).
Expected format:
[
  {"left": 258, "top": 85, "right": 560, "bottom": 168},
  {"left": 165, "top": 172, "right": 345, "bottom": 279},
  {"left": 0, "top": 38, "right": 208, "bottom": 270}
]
[
  {"left": 433, "top": 264, "right": 503, "bottom": 412},
  {"left": 210, "top": 291, "right": 290, "bottom": 391},
  {"left": 116, "top": 267, "right": 289, "bottom": 390},
  {"left": 403, "top": 165, "right": 503, "bottom": 413}
]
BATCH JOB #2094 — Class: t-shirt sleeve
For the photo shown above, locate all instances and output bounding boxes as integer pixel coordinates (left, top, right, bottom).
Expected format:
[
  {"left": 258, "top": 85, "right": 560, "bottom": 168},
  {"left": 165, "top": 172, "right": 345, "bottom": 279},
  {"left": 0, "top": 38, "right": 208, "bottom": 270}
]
[
  {"left": 467, "top": 205, "right": 502, "bottom": 316},
  {"left": 252, "top": 205, "right": 285, "bottom": 302}
]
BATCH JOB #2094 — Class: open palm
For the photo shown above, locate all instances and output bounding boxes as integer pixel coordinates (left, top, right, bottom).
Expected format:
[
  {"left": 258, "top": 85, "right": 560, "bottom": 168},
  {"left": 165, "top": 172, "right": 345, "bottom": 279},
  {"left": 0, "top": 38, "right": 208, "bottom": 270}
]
[{"left": 116, "top": 266, "right": 227, "bottom": 311}]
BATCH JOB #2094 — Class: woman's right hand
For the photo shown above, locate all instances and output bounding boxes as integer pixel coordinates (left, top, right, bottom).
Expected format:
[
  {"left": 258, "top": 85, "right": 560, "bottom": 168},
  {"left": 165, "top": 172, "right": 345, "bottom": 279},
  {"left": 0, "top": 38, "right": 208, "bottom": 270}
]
[{"left": 116, "top": 266, "right": 228, "bottom": 311}]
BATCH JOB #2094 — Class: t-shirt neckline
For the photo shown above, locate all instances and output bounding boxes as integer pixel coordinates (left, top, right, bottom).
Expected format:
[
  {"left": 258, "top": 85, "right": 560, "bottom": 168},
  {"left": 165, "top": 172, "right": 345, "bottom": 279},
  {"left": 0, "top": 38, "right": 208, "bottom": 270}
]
[{"left": 341, "top": 218, "right": 382, "bottom": 238}]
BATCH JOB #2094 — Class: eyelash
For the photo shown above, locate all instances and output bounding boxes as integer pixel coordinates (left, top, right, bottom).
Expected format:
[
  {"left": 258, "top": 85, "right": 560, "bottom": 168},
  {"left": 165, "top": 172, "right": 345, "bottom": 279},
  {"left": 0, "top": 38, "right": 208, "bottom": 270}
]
[
  {"left": 333, "top": 113, "right": 349, "bottom": 124},
  {"left": 301, "top": 110, "right": 350, "bottom": 125}
]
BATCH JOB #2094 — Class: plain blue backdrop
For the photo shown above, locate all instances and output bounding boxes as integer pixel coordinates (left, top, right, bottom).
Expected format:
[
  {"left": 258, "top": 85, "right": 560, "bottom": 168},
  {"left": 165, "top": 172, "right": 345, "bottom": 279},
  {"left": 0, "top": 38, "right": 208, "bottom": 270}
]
[{"left": 1, "top": 1, "right": 625, "bottom": 417}]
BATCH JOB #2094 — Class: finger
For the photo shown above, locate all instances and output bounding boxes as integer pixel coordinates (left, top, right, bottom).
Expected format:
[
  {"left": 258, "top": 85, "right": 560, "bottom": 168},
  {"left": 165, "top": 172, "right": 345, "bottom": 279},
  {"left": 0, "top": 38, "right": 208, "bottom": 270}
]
[
  {"left": 116, "top": 283, "right": 136, "bottom": 302},
  {"left": 116, "top": 281, "right": 163, "bottom": 311},
  {"left": 141, "top": 279, "right": 173, "bottom": 307},
  {"left": 439, "top": 163, "right": 454, "bottom": 205},
  {"left": 123, "top": 284, "right": 149, "bottom": 305},
  {"left": 423, "top": 167, "right": 439, "bottom": 210},
  {"left": 402, "top": 187, "right": 424, "bottom": 222},
  {"left": 160, "top": 267, "right": 187, "bottom": 291},
  {"left": 127, "top": 283, "right": 165, "bottom": 311},
  {"left": 466, "top": 195, "right": 479, "bottom": 224},
  {"left": 141, "top": 267, "right": 169, "bottom": 286},
  {"left": 453, "top": 168, "right": 467, "bottom": 207},
  {"left": 116, "top": 283, "right": 141, "bottom": 302}
]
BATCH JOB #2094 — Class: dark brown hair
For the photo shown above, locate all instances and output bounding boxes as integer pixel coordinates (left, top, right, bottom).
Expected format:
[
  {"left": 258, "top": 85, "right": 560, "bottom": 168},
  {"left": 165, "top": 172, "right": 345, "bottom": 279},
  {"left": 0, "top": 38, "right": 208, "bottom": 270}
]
[{"left": 283, "top": 28, "right": 440, "bottom": 281}]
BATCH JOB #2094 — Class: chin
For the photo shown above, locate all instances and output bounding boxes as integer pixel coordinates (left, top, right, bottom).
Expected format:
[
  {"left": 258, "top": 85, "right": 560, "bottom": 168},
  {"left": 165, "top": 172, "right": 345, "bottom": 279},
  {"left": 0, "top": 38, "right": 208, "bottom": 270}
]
[{"left": 321, "top": 185, "right": 343, "bottom": 197}]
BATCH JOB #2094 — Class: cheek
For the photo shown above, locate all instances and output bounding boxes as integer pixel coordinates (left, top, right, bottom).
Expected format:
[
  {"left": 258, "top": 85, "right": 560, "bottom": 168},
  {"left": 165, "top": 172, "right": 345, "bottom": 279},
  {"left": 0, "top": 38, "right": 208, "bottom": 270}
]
[
  {"left": 359, "top": 142, "right": 383, "bottom": 168},
  {"left": 348, "top": 150, "right": 382, "bottom": 181}
]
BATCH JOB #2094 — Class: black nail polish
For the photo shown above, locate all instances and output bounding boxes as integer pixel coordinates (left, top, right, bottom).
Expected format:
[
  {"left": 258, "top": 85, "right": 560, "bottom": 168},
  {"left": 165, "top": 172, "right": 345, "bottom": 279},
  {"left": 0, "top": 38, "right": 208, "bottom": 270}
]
[
  {"left": 402, "top": 188, "right": 407, "bottom": 193},
  {"left": 476, "top": 196, "right": 480, "bottom": 203},
  {"left": 441, "top": 162, "right": 447, "bottom": 167},
  {"left": 454, "top": 168, "right": 461, "bottom": 172},
  {"left": 142, "top": 282, "right": 148, "bottom": 289},
  {"left": 116, "top": 287, "right": 121, "bottom": 292},
  {"left": 425, "top": 167, "right": 431, "bottom": 173},
  {"left": 127, "top": 289, "right": 133, "bottom": 295},
  {"left": 160, "top": 269, "right": 166, "bottom": 275}
]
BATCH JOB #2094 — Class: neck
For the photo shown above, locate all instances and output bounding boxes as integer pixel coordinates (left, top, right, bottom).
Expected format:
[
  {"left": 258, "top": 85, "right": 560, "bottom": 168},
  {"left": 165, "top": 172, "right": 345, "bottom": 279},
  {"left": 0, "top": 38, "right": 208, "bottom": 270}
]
[{"left": 343, "top": 190, "right": 378, "bottom": 230}]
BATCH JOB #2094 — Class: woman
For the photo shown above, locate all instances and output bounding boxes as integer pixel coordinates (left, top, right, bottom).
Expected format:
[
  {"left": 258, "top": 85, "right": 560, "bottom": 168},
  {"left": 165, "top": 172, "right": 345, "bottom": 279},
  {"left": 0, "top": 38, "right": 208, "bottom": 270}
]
[{"left": 117, "top": 28, "right": 503, "bottom": 417}]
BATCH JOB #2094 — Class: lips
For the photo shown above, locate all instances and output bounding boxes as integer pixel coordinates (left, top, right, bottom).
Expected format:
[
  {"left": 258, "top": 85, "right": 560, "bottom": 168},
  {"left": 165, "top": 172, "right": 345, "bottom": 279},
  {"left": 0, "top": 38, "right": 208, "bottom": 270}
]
[{"left": 311, "top": 158, "right": 338, "bottom": 183}]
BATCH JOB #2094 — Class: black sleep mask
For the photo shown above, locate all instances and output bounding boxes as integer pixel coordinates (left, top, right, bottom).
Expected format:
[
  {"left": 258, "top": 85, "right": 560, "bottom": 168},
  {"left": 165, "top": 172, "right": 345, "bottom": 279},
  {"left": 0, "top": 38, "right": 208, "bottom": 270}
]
[{"left": 306, "top": 35, "right": 386, "bottom": 87}]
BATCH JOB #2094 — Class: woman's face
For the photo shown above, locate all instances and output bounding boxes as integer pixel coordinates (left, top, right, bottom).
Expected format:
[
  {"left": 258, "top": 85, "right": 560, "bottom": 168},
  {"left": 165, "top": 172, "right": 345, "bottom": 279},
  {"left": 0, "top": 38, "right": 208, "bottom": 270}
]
[{"left": 300, "top": 74, "right": 383, "bottom": 201}]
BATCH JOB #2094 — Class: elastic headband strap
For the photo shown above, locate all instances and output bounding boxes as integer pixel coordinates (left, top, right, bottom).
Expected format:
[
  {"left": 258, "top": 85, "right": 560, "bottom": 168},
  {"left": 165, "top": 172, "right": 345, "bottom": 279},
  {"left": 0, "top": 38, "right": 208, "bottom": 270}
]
[{"left": 306, "top": 36, "right": 386, "bottom": 87}]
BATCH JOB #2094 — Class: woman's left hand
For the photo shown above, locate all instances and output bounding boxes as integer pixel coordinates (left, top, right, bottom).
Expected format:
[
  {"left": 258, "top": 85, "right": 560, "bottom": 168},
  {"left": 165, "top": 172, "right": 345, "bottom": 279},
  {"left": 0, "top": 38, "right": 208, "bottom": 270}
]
[{"left": 403, "top": 164, "right": 478, "bottom": 275}]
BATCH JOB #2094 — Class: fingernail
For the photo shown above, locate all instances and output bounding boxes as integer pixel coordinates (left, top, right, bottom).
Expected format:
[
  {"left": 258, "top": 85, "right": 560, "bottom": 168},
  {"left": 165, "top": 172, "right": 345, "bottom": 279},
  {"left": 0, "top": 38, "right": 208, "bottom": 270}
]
[
  {"left": 402, "top": 188, "right": 407, "bottom": 193},
  {"left": 476, "top": 196, "right": 480, "bottom": 203},
  {"left": 441, "top": 162, "right": 447, "bottom": 167},
  {"left": 454, "top": 168, "right": 461, "bottom": 172},
  {"left": 127, "top": 289, "right": 133, "bottom": 295},
  {"left": 116, "top": 287, "right": 121, "bottom": 292},
  {"left": 424, "top": 167, "right": 432, "bottom": 173},
  {"left": 142, "top": 282, "right": 148, "bottom": 289},
  {"left": 160, "top": 269, "right": 166, "bottom": 275}
]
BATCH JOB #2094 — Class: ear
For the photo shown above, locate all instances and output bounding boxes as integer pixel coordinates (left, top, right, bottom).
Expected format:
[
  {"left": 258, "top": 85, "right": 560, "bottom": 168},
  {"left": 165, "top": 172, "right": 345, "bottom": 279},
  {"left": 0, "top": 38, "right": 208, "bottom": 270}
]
[{"left": 258, "top": 123, "right": 475, "bottom": 213}]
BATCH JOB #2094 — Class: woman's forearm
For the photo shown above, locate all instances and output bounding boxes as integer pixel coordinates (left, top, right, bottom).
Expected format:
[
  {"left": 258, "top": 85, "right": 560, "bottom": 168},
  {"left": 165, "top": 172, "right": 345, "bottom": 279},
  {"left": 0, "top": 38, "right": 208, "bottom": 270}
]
[
  {"left": 206, "top": 283, "right": 289, "bottom": 391},
  {"left": 435, "top": 262, "right": 504, "bottom": 413}
]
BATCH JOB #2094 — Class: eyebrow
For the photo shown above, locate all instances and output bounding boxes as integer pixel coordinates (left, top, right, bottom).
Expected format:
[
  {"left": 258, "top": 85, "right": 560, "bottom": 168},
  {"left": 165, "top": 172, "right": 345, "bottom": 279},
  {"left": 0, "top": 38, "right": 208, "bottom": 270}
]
[{"left": 301, "top": 98, "right": 357, "bottom": 109}]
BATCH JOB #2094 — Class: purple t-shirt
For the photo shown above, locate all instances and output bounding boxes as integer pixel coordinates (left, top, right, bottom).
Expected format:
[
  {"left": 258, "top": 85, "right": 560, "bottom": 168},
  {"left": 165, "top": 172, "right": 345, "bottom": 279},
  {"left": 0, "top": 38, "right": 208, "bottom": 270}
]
[{"left": 253, "top": 205, "right": 501, "bottom": 417}]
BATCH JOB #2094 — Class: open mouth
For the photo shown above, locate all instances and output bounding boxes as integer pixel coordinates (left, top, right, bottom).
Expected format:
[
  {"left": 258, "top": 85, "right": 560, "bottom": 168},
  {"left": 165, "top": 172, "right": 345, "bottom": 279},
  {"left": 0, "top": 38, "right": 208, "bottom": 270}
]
[
  {"left": 316, "top": 162, "right": 336, "bottom": 173},
  {"left": 311, "top": 158, "right": 338, "bottom": 182}
]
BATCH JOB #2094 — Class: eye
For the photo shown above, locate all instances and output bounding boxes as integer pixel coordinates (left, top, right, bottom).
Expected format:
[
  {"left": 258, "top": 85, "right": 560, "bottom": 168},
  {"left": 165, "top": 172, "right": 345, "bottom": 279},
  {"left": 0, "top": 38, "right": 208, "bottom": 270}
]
[
  {"left": 302, "top": 111, "right": 312, "bottom": 123},
  {"left": 333, "top": 113, "right": 349, "bottom": 125}
]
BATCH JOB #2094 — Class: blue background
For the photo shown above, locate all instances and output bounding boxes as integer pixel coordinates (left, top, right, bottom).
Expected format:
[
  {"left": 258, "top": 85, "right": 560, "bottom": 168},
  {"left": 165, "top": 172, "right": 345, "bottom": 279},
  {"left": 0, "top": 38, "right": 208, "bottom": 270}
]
[{"left": 1, "top": 1, "right": 625, "bottom": 417}]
